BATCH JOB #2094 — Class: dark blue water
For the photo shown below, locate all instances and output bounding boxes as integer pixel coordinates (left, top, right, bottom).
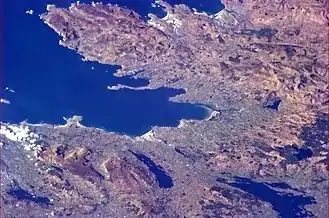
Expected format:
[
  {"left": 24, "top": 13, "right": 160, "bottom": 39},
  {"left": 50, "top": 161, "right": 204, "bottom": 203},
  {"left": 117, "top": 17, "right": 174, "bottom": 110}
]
[
  {"left": 1, "top": 0, "right": 218, "bottom": 136},
  {"left": 265, "top": 98, "right": 281, "bottom": 110},
  {"left": 294, "top": 148, "right": 313, "bottom": 160},
  {"left": 165, "top": 0, "right": 224, "bottom": 14},
  {"left": 7, "top": 187, "right": 52, "bottom": 206},
  {"left": 129, "top": 150, "right": 174, "bottom": 188},
  {"left": 277, "top": 145, "right": 313, "bottom": 164},
  {"left": 217, "top": 177, "right": 316, "bottom": 218},
  {"left": 107, "top": 0, "right": 224, "bottom": 17},
  {"left": 264, "top": 182, "right": 298, "bottom": 191},
  {"left": 174, "top": 147, "right": 188, "bottom": 158}
]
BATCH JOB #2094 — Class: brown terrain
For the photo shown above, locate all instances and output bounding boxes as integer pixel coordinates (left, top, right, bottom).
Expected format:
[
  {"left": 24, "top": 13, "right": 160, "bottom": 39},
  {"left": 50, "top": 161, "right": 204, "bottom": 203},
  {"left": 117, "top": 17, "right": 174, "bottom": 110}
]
[{"left": 1, "top": 0, "right": 328, "bottom": 217}]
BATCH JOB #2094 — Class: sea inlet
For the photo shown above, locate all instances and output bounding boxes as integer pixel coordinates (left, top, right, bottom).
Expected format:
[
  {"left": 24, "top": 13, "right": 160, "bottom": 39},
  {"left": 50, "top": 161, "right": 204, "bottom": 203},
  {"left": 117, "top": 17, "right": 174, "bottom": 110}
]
[{"left": 1, "top": 0, "right": 226, "bottom": 136}]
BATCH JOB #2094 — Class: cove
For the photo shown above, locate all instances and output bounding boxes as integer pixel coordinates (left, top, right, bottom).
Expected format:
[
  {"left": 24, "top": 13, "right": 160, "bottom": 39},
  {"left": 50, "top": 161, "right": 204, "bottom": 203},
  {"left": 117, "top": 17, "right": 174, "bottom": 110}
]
[
  {"left": 2, "top": 0, "right": 209, "bottom": 136},
  {"left": 165, "top": 0, "right": 224, "bottom": 15},
  {"left": 102, "top": 0, "right": 225, "bottom": 17}
]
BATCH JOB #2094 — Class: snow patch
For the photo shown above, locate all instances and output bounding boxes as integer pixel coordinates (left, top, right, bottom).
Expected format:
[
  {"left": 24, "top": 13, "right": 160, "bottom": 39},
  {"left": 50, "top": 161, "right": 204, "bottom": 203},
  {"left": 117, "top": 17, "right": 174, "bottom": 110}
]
[
  {"left": 0, "top": 124, "right": 41, "bottom": 157},
  {"left": 5, "top": 87, "right": 15, "bottom": 93},
  {"left": 138, "top": 130, "right": 162, "bottom": 142},
  {"left": 46, "top": 4, "right": 56, "bottom": 11},
  {"left": 178, "top": 120, "right": 186, "bottom": 128},
  {"left": 1, "top": 98, "right": 10, "bottom": 104},
  {"left": 55, "top": 115, "right": 86, "bottom": 128},
  {"left": 162, "top": 12, "right": 182, "bottom": 30},
  {"left": 26, "top": 9, "right": 34, "bottom": 15}
]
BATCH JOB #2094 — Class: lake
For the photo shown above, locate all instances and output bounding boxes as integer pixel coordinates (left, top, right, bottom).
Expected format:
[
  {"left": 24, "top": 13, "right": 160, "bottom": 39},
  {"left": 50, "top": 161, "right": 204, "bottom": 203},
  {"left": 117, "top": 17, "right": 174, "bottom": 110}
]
[
  {"left": 217, "top": 177, "right": 316, "bottom": 218},
  {"left": 1, "top": 0, "right": 224, "bottom": 136}
]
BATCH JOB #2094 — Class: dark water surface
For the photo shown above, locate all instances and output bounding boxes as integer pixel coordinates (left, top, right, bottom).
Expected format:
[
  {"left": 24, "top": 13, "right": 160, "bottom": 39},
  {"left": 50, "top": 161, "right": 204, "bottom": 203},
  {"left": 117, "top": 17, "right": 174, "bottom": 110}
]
[
  {"left": 129, "top": 150, "right": 174, "bottom": 188},
  {"left": 8, "top": 187, "right": 52, "bottom": 206},
  {"left": 217, "top": 177, "right": 316, "bottom": 218},
  {"left": 165, "top": 0, "right": 224, "bottom": 14},
  {"left": 1, "top": 0, "right": 221, "bottom": 135}
]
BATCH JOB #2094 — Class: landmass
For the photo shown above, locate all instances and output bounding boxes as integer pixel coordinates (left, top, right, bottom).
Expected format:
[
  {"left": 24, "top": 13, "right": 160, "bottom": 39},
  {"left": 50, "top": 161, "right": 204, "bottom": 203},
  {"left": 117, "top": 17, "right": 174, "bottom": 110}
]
[{"left": 1, "top": 0, "right": 328, "bottom": 217}]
